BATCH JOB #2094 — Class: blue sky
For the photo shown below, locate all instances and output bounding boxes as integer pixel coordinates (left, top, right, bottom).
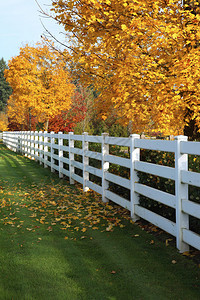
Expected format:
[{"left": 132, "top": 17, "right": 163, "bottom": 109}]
[{"left": 0, "top": 0, "right": 63, "bottom": 63}]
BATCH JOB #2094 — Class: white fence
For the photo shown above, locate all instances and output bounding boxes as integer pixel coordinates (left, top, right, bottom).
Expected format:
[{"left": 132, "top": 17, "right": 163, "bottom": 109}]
[{"left": 2, "top": 130, "right": 200, "bottom": 252}]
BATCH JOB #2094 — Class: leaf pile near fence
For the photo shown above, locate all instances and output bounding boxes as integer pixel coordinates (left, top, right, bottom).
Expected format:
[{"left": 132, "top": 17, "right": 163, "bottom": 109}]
[{"left": 3, "top": 131, "right": 200, "bottom": 253}]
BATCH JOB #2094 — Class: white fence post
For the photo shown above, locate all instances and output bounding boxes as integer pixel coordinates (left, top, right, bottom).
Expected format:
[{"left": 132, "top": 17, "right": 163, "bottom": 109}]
[
  {"left": 12, "top": 132, "right": 14, "bottom": 151},
  {"left": 69, "top": 132, "right": 75, "bottom": 184},
  {"left": 31, "top": 131, "right": 35, "bottom": 159},
  {"left": 20, "top": 131, "right": 22, "bottom": 153},
  {"left": 27, "top": 131, "right": 30, "bottom": 157},
  {"left": 25, "top": 131, "right": 28, "bottom": 157},
  {"left": 11, "top": 132, "right": 14, "bottom": 151},
  {"left": 39, "top": 131, "right": 43, "bottom": 165},
  {"left": 102, "top": 133, "right": 109, "bottom": 203},
  {"left": 17, "top": 132, "right": 21, "bottom": 153},
  {"left": 7, "top": 131, "right": 10, "bottom": 148},
  {"left": 8, "top": 131, "right": 10, "bottom": 149},
  {"left": 83, "top": 132, "right": 89, "bottom": 192},
  {"left": 58, "top": 132, "right": 63, "bottom": 178},
  {"left": 175, "top": 135, "right": 189, "bottom": 253},
  {"left": 20, "top": 131, "right": 23, "bottom": 154},
  {"left": 43, "top": 131, "right": 48, "bottom": 167},
  {"left": 28, "top": 131, "right": 32, "bottom": 157},
  {"left": 21, "top": 131, "right": 24, "bottom": 154},
  {"left": 10, "top": 132, "right": 13, "bottom": 150},
  {"left": 35, "top": 131, "right": 39, "bottom": 161},
  {"left": 51, "top": 131, "right": 55, "bottom": 172},
  {"left": 16, "top": 132, "right": 19, "bottom": 152},
  {"left": 130, "top": 134, "right": 140, "bottom": 221},
  {"left": 14, "top": 132, "right": 16, "bottom": 151}
]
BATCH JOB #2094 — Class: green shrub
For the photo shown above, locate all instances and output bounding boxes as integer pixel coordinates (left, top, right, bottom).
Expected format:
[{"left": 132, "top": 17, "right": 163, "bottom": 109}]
[{"left": 139, "top": 150, "right": 200, "bottom": 234}]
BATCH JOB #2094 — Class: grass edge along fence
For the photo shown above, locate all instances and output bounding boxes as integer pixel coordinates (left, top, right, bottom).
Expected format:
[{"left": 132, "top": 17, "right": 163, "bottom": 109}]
[{"left": 3, "top": 130, "right": 200, "bottom": 253}]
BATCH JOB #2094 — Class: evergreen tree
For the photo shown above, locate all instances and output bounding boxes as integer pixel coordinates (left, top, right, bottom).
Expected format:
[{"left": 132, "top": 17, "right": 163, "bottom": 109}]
[{"left": 0, "top": 58, "right": 12, "bottom": 111}]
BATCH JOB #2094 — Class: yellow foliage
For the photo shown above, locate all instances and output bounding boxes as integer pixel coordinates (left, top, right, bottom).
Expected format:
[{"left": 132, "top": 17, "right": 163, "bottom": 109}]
[
  {"left": 5, "top": 43, "right": 75, "bottom": 130},
  {"left": 50, "top": 0, "right": 200, "bottom": 135},
  {"left": 0, "top": 112, "right": 8, "bottom": 131}
]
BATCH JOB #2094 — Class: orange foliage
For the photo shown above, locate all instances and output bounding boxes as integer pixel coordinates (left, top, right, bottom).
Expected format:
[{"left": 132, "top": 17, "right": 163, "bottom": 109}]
[
  {"left": 51, "top": 0, "right": 200, "bottom": 135},
  {"left": 48, "top": 89, "right": 87, "bottom": 133},
  {"left": 5, "top": 43, "right": 75, "bottom": 131}
]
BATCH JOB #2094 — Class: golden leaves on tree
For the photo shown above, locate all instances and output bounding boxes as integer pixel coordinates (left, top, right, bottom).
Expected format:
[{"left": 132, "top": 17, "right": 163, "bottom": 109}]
[
  {"left": 4, "top": 43, "right": 75, "bottom": 131},
  {"left": 51, "top": 0, "right": 200, "bottom": 135}
]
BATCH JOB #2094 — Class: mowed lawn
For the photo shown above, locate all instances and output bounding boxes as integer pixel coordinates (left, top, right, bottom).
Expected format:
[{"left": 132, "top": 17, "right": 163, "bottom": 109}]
[{"left": 0, "top": 143, "right": 199, "bottom": 300}]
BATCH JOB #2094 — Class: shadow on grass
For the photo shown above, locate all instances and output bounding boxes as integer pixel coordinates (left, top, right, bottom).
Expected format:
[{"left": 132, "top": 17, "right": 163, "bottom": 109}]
[
  {"left": 0, "top": 143, "right": 61, "bottom": 188},
  {"left": 0, "top": 142, "right": 200, "bottom": 300},
  {"left": 2, "top": 221, "right": 199, "bottom": 300}
]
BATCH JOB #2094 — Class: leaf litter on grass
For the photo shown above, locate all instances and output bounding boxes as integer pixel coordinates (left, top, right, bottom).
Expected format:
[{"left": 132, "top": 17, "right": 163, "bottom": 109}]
[
  {"left": 1, "top": 177, "right": 199, "bottom": 266},
  {"left": 0, "top": 179, "right": 131, "bottom": 240}
]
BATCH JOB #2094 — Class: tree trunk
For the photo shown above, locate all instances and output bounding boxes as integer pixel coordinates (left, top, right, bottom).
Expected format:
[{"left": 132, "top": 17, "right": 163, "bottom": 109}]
[
  {"left": 45, "top": 119, "right": 49, "bottom": 132},
  {"left": 29, "top": 108, "right": 31, "bottom": 131}
]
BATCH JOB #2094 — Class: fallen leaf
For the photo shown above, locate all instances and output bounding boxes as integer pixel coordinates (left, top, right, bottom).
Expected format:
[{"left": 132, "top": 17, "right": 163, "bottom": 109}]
[
  {"left": 182, "top": 251, "right": 195, "bottom": 257},
  {"left": 110, "top": 270, "right": 116, "bottom": 274},
  {"left": 29, "top": 213, "right": 37, "bottom": 218},
  {"left": 165, "top": 238, "right": 173, "bottom": 246},
  {"left": 106, "top": 224, "right": 113, "bottom": 232},
  {"left": 47, "top": 226, "right": 52, "bottom": 232},
  {"left": 172, "top": 260, "right": 177, "bottom": 264}
]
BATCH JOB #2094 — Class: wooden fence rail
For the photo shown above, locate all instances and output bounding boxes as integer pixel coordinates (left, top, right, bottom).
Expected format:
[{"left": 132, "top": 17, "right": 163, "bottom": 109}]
[{"left": 2, "top": 131, "right": 200, "bottom": 252}]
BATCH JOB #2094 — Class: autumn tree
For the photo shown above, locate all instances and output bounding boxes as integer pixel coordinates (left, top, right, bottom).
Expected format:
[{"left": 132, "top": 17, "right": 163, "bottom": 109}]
[
  {"left": 48, "top": 0, "right": 200, "bottom": 136},
  {"left": 5, "top": 43, "right": 75, "bottom": 131},
  {"left": 181, "top": 0, "right": 200, "bottom": 139}
]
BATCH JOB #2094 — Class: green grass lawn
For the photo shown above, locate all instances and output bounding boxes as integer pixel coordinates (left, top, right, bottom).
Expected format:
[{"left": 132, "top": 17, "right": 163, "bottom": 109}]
[{"left": 0, "top": 143, "right": 199, "bottom": 300}]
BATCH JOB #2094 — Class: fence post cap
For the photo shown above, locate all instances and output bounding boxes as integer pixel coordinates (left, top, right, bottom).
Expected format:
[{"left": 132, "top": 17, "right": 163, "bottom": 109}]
[
  {"left": 175, "top": 135, "right": 188, "bottom": 141},
  {"left": 102, "top": 132, "right": 109, "bottom": 137},
  {"left": 130, "top": 134, "right": 140, "bottom": 139}
]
